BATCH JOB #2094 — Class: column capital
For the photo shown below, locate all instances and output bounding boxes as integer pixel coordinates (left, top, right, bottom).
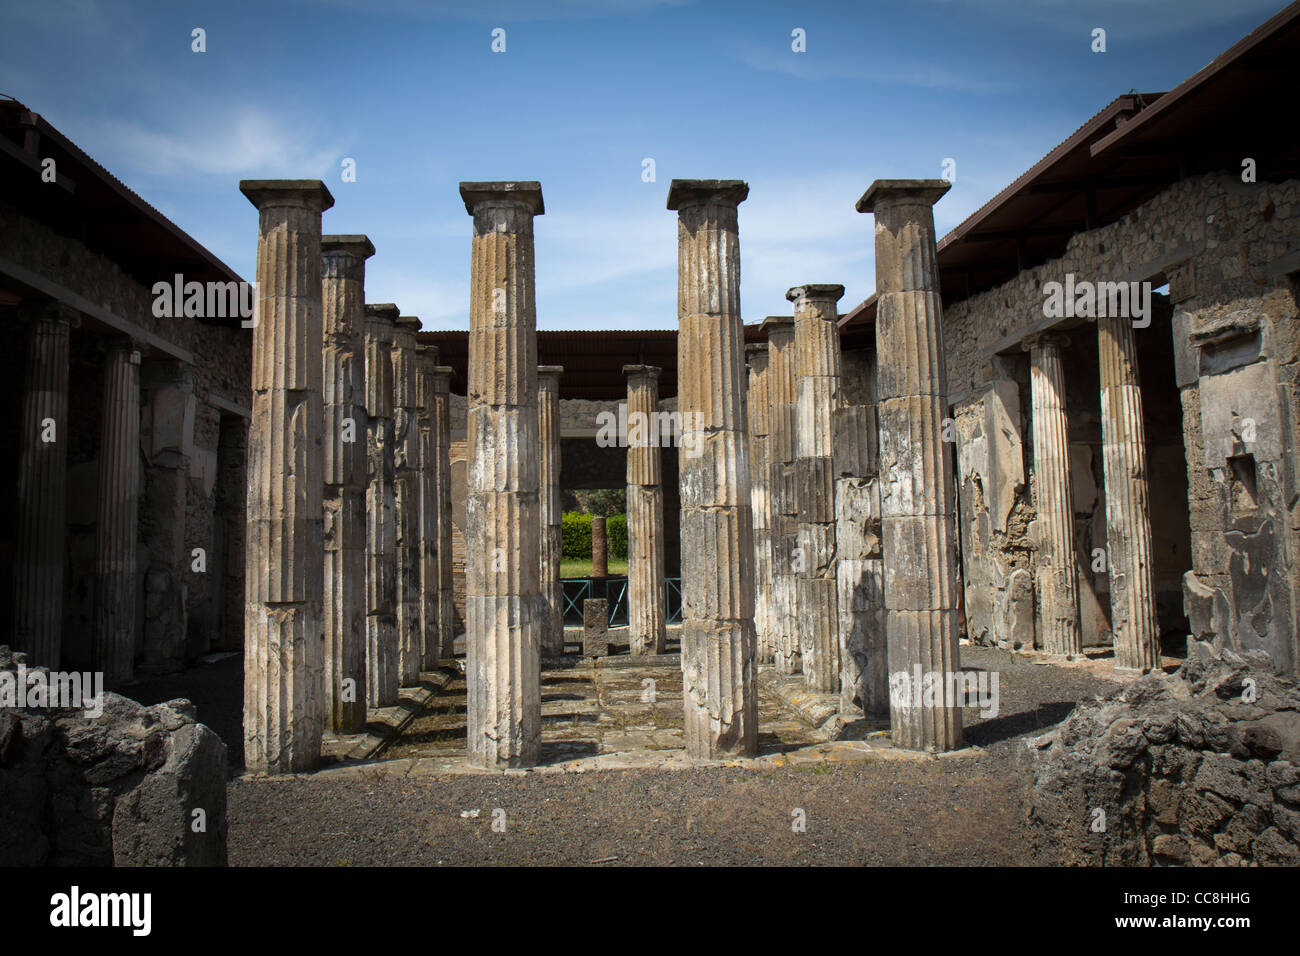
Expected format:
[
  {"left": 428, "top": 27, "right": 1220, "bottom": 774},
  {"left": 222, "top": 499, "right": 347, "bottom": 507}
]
[
  {"left": 431, "top": 365, "right": 455, "bottom": 388},
  {"left": 760, "top": 315, "right": 794, "bottom": 339},
  {"left": 855, "top": 178, "right": 950, "bottom": 214},
  {"left": 395, "top": 315, "right": 422, "bottom": 335},
  {"left": 666, "top": 179, "right": 748, "bottom": 210},
  {"left": 786, "top": 284, "right": 845, "bottom": 309},
  {"left": 416, "top": 343, "right": 441, "bottom": 364},
  {"left": 744, "top": 342, "right": 769, "bottom": 362},
  {"left": 538, "top": 364, "right": 564, "bottom": 379},
  {"left": 239, "top": 179, "right": 335, "bottom": 213},
  {"left": 622, "top": 364, "right": 661, "bottom": 380},
  {"left": 459, "top": 181, "right": 544, "bottom": 215},
  {"left": 1022, "top": 331, "right": 1071, "bottom": 353},
  {"left": 17, "top": 298, "right": 80, "bottom": 328},
  {"left": 100, "top": 334, "right": 144, "bottom": 362},
  {"left": 365, "top": 303, "right": 399, "bottom": 325},
  {"left": 321, "top": 234, "right": 376, "bottom": 261}
]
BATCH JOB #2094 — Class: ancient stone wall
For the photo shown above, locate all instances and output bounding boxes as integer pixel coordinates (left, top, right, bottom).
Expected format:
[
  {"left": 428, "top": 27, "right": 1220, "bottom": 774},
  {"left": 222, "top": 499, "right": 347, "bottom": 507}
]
[
  {"left": 0, "top": 206, "right": 252, "bottom": 671},
  {"left": 942, "top": 172, "right": 1300, "bottom": 672}
]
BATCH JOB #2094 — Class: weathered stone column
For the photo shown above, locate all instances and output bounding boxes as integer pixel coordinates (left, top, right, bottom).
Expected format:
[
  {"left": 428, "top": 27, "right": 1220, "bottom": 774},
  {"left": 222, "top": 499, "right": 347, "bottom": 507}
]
[
  {"left": 857, "top": 179, "right": 962, "bottom": 753},
  {"left": 364, "top": 303, "right": 399, "bottom": 708},
  {"left": 833, "top": 403, "right": 887, "bottom": 716},
  {"left": 392, "top": 315, "right": 423, "bottom": 686},
  {"left": 1098, "top": 314, "right": 1160, "bottom": 672},
  {"left": 745, "top": 345, "right": 774, "bottom": 664},
  {"left": 461, "top": 181, "right": 543, "bottom": 769},
  {"left": 12, "top": 300, "right": 76, "bottom": 670},
  {"left": 321, "top": 235, "right": 373, "bottom": 732},
  {"left": 537, "top": 365, "right": 565, "bottom": 656},
  {"left": 94, "top": 337, "right": 142, "bottom": 685},
  {"left": 416, "top": 344, "right": 442, "bottom": 670},
  {"left": 240, "top": 179, "right": 333, "bottom": 774},
  {"left": 625, "top": 364, "right": 667, "bottom": 656},
  {"left": 762, "top": 315, "right": 800, "bottom": 675},
  {"left": 430, "top": 364, "right": 457, "bottom": 658},
  {"left": 591, "top": 516, "right": 608, "bottom": 580},
  {"left": 1025, "top": 333, "right": 1083, "bottom": 660},
  {"left": 669, "top": 178, "right": 757, "bottom": 759},
  {"left": 790, "top": 284, "right": 845, "bottom": 693}
]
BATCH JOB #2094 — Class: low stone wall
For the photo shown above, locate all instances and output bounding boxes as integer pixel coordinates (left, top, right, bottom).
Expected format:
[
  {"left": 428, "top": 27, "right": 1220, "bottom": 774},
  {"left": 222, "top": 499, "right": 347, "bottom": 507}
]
[
  {"left": 0, "top": 648, "right": 228, "bottom": 865},
  {"left": 1027, "top": 650, "right": 1300, "bottom": 865}
]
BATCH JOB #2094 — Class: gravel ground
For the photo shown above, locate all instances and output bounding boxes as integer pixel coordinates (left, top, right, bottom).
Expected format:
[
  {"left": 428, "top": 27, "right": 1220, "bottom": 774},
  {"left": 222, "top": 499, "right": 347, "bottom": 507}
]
[{"left": 221, "top": 644, "right": 1129, "bottom": 866}]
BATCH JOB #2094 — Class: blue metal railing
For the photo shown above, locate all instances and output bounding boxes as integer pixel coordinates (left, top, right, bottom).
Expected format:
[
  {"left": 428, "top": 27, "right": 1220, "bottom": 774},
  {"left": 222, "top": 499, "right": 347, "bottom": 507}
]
[{"left": 560, "top": 576, "right": 682, "bottom": 627}]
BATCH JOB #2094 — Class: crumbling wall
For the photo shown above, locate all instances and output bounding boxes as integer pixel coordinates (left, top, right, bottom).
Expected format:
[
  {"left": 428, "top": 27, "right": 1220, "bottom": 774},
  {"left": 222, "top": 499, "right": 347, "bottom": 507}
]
[
  {"left": 1027, "top": 649, "right": 1300, "bottom": 866},
  {"left": 0, "top": 648, "right": 228, "bottom": 866}
]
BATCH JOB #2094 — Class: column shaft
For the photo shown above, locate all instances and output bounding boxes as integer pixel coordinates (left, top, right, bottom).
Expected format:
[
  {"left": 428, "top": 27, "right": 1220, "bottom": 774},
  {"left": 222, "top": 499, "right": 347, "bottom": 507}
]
[
  {"left": 858, "top": 179, "right": 963, "bottom": 753},
  {"left": 13, "top": 303, "right": 76, "bottom": 669},
  {"left": 790, "top": 284, "right": 845, "bottom": 693},
  {"left": 321, "top": 235, "right": 373, "bottom": 733},
  {"left": 431, "top": 366, "right": 456, "bottom": 657},
  {"left": 669, "top": 178, "right": 757, "bottom": 759},
  {"left": 364, "top": 304, "right": 399, "bottom": 707},
  {"left": 392, "top": 315, "right": 423, "bottom": 686},
  {"left": 538, "top": 366, "right": 565, "bottom": 655},
  {"left": 417, "top": 345, "right": 442, "bottom": 670},
  {"left": 625, "top": 365, "right": 666, "bottom": 655},
  {"left": 94, "top": 339, "right": 142, "bottom": 685},
  {"left": 763, "top": 316, "right": 800, "bottom": 674},
  {"left": 1098, "top": 314, "right": 1160, "bottom": 672},
  {"left": 745, "top": 346, "right": 774, "bottom": 664},
  {"left": 1028, "top": 335, "right": 1082, "bottom": 659},
  {"left": 240, "top": 179, "right": 333, "bottom": 774},
  {"left": 461, "top": 181, "right": 544, "bottom": 769}
]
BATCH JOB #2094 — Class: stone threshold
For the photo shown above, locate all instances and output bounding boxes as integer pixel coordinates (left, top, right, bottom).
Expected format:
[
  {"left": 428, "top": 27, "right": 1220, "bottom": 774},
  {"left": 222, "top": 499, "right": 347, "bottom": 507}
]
[{"left": 318, "top": 665, "right": 459, "bottom": 764}]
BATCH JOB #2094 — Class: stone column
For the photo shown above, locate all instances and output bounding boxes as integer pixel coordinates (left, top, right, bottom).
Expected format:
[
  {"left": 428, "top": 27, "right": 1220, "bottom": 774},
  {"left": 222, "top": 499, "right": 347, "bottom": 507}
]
[
  {"left": 430, "top": 365, "right": 457, "bottom": 658},
  {"left": 834, "top": 403, "right": 887, "bottom": 716},
  {"left": 416, "top": 344, "right": 442, "bottom": 670},
  {"left": 668, "top": 178, "right": 757, "bottom": 759},
  {"left": 239, "top": 179, "right": 333, "bottom": 774},
  {"left": 745, "top": 345, "right": 774, "bottom": 664},
  {"left": 762, "top": 315, "right": 800, "bottom": 675},
  {"left": 364, "top": 303, "right": 399, "bottom": 708},
  {"left": 94, "top": 337, "right": 142, "bottom": 685},
  {"left": 591, "top": 516, "right": 608, "bottom": 580},
  {"left": 790, "top": 284, "right": 845, "bottom": 693},
  {"left": 392, "top": 315, "right": 423, "bottom": 686},
  {"left": 857, "top": 179, "right": 962, "bottom": 753},
  {"left": 461, "top": 180, "right": 544, "bottom": 769},
  {"left": 1098, "top": 314, "right": 1160, "bottom": 672},
  {"left": 537, "top": 366, "right": 565, "bottom": 656},
  {"left": 1025, "top": 333, "right": 1083, "bottom": 660},
  {"left": 321, "top": 235, "right": 373, "bottom": 733},
  {"left": 625, "top": 364, "right": 667, "bottom": 656},
  {"left": 12, "top": 301, "right": 76, "bottom": 670}
]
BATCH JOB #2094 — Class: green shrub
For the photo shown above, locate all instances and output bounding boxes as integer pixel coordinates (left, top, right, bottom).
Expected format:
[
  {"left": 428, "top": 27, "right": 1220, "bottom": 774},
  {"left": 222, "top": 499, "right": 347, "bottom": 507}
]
[
  {"left": 607, "top": 513, "right": 627, "bottom": 559},
  {"left": 562, "top": 512, "right": 592, "bottom": 558}
]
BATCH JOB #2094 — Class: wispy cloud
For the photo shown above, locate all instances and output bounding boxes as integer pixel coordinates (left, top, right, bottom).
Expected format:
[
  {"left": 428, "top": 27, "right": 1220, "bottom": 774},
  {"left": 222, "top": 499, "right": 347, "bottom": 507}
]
[{"left": 292, "top": 0, "right": 695, "bottom": 21}]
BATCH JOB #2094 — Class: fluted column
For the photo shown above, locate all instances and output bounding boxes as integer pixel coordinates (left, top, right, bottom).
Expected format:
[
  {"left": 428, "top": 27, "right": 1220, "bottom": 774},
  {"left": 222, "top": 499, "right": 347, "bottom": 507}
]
[
  {"left": 625, "top": 364, "right": 666, "bottom": 656},
  {"left": 417, "top": 344, "right": 442, "bottom": 670},
  {"left": 321, "top": 235, "right": 373, "bottom": 733},
  {"left": 1098, "top": 314, "right": 1160, "bottom": 672},
  {"left": 537, "top": 365, "right": 565, "bottom": 656},
  {"left": 834, "top": 403, "right": 886, "bottom": 716},
  {"left": 1025, "top": 333, "right": 1083, "bottom": 660},
  {"left": 12, "top": 301, "right": 76, "bottom": 670},
  {"left": 94, "top": 337, "right": 142, "bottom": 685},
  {"left": 745, "top": 345, "right": 774, "bottom": 664},
  {"left": 762, "top": 315, "right": 800, "bottom": 675},
  {"left": 462, "top": 180, "right": 544, "bottom": 769},
  {"left": 790, "top": 283, "right": 845, "bottom": 693},
  {"left": 240, "top": 179, "right": 334, "bottom": 774},
  {"left": 364, "top": 303, "right": 399, "bottom": 707},
  {"left": 431, "top": 365, "right": 457, "bottom": 658},
  {"left": 392, "top": 315, "right": 423, "bottom": 686},
  {"left": 857, "top": 179, "right": 962, "bottom": 753},
  {"left": 668, "top": 178, "right": 757, "bottom": 759}
]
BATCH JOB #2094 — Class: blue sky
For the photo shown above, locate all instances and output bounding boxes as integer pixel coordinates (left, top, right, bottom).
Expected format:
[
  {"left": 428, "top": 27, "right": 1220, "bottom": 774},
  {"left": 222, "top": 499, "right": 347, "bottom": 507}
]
[{"left": 0, "top": 0, "right": 1288, "bottom": 329}]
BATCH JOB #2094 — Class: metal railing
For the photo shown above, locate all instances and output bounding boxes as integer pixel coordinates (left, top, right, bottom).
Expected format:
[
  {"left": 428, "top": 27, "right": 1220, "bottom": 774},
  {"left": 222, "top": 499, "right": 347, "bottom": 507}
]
[{"left": 560, "top": 576, "right": 682, "bottom": 627}]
